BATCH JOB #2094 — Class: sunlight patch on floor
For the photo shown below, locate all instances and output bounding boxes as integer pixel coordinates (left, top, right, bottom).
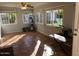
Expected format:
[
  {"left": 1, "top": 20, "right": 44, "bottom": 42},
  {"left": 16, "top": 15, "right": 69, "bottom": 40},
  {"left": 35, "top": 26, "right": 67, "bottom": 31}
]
[
  {"left": 0, "top": 34, "right": 26, "bottom": 48},
  {"left": 31, "top": 40, "right": 41, "bottom": 56}
]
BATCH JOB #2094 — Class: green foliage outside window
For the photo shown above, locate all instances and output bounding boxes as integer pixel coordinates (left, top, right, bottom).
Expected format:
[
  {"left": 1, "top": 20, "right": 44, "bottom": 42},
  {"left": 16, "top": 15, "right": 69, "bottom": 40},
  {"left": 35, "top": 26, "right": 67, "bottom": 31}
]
[
  {"left": 53, "top": 9, "right": 63, "bottom": 27},
  {"left": 1, "top": 13, "right": 16, "bottom": 24}
]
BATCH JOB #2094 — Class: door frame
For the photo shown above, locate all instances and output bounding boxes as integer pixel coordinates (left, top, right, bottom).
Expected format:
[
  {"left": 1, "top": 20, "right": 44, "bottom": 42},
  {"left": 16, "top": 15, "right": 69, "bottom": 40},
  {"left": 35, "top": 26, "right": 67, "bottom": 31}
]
[
  {"left": 0, "top": 13, "right": 1, "bottom": 40},
  {"left": 72, "top": 2, "right": 79, "bottom": 56}
]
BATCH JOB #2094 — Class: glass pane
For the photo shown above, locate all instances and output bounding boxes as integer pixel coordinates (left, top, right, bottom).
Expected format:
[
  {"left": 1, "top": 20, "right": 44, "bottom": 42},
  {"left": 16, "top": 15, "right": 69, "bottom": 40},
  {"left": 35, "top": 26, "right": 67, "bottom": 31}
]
[
  {"left": 35, "top": 14, "right": 38, "bottom": 23},
  {"left": 46, "top": 10, "right": 53, "bottom": 25},
  {"left": 53, "top": 9, "right": 63, "bottom": 27},
  {"left": 22, "top": 13, "right": 32, "bottom": 23},
  {"left": 1, "top": 13, "right": 16, "bottom": 24},
  {"left": 40, "top": 13, "right": 43, "bottom": 23}
]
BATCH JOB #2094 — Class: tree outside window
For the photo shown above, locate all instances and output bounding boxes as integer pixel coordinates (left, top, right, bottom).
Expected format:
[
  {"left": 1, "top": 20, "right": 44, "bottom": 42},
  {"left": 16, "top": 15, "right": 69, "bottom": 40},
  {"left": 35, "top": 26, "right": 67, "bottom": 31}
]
[
  {"left": 1, "top": 13, "right": 16, "bottom": 25},
  {"left": 53, "top": 9, "right": 63, "bottom": 27},
  {"left": 46, "top": 9, "right": 63, "bottom": 27}
]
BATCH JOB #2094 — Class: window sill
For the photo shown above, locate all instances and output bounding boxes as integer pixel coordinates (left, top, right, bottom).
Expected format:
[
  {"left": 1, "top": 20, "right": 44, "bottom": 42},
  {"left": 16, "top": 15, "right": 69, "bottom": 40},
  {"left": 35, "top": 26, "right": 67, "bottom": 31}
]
[
  {"left": 46, "top": 24, "right": 62, "bottom": 28},
  {"left": 53, "top": 24, "right": 62, "bottom": 28},
  {"left": 23, "top": 22, "right": 29, "bottom": 24},
  {"left": 46, "top": 24, "right": 53, "bottom": 26},
  {"left": 2, "top": 23, "right": 17, "bottom": 26},
  {"left": 35, "top": 23, "right": 43, "bottom": 25}
]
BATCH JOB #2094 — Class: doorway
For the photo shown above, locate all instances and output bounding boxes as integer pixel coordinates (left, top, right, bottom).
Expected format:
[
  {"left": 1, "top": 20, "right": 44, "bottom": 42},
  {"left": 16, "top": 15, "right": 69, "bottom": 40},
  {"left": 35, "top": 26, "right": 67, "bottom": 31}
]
[{"left": 72, "top": 2, "right": 79, "bottom": 56}]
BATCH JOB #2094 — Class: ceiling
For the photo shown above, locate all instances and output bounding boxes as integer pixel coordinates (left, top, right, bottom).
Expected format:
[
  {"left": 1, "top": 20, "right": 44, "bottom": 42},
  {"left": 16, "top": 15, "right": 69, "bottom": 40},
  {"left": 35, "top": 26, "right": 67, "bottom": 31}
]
[{"left": 0, "top": 2, "right": 48, "bottom": 8}]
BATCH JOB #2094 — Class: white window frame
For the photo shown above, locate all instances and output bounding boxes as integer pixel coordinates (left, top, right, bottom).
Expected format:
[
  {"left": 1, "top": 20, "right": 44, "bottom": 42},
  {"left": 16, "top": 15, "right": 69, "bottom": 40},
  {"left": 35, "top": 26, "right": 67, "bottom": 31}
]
[
  {"left": 34, "top": 13, "right": 38, "bottom": 24},
  {"left": 22, "top": 14, "right": 29, "bottom": 24},
  {"left": 0, "top": 13, "right": 17, "bottom": 25},
  {"left": 22, "top": 13, "right": 33, "bottom": 24},
  {"left": 45, "top": 10, "right": 53, "bottom": 26},
  {"left": 53, "top": 9, "right": 63, "bottom": 27},
  {"left": 39, "top": 12, "right": 44, "bottom": 24},
  {"left": 35, "top": 12, "right": 44, "bottom": 25},
  {"left": 45, "top": 9, "right": 63, "bottom": 27}
]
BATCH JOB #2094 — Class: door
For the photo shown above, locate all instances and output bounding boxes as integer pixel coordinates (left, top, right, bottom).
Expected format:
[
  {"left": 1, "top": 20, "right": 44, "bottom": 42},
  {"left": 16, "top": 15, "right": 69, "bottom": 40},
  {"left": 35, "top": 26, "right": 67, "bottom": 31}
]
[
  {"left": 72, "top": 2, "right": 79, "bottom": 56},
  {"left": 0, "top": 13, "right": 1, "bottom": 39},
  {"left": 0, "top": 22, "right": 1, "bottom": 39}
]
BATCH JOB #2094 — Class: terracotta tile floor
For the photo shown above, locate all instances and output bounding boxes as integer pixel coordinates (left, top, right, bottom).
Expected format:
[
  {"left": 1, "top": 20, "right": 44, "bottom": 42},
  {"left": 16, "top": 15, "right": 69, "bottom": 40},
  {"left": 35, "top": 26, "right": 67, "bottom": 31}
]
[{"left": 0, "top": 32, "right": 66, "bottom": 56}]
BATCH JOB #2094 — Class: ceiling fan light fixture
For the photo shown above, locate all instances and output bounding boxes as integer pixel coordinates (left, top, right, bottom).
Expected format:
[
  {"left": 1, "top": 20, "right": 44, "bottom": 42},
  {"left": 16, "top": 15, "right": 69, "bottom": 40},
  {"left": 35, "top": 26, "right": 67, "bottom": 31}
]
[
  {"left": 21, "top": 6, "right": 27, "bottom": 9},
  {"left": 21, "top": 2, "right": 33, "bottom": 10},
  {"left": 21, "top": 2, "right": 27, "bottom": 10}
]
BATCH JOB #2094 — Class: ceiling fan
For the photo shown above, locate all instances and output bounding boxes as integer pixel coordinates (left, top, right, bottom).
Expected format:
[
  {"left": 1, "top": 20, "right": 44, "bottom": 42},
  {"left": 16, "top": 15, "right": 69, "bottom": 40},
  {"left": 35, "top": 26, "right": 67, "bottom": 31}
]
[{"left": 21, "top": 2, "right": 34, "bottom": 10}]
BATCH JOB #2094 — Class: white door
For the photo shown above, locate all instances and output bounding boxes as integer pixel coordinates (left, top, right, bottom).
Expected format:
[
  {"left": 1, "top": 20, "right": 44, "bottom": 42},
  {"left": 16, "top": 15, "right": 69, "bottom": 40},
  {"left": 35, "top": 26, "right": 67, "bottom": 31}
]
[
  {"left": 72, "top": 2, "right": 79, "bottom": 56},
  {"left": 0, "top": 22, "right": 1, "bottom": 39},
  {"left": 0, "top": 14, "right": 1, "bottom": 39}
]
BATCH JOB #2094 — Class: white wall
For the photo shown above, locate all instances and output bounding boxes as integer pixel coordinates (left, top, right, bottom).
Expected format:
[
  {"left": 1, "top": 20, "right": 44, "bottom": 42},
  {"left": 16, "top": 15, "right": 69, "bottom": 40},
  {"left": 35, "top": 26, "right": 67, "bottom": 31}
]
[
  {"left": 0, "top": 3, "right": 75, "bottom": 35},
  {"left": 2, "top": 12, "right": 31, "bottom": 34},
  {"left": 0, "top": 7, "right": 32, "bottom": 34},
  {"left": 34, "top": 2, "right": 75, "bottom": 36},
  {"left": 2, "top": 12, "right": 22, "bottom": 33}
]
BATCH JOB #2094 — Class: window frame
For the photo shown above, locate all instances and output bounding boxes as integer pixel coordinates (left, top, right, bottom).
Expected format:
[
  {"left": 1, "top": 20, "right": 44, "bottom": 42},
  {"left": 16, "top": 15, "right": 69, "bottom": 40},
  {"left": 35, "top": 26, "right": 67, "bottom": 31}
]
[
  {"left": 0, "top": 12, "right": 17, "bottom": 25},
  {"left": 52, "top": 9, "right": 64, "bottom": 27},
  {"left": 22, "top": 13, "right": 33, "bottom": 24},
  {"left": 35, "top": 12, "right": 44, "bottom": 25},
  {"left": 39, "top": 12, "right": 44, "bottom": 24},
  {"left": 45, "top": 8, "right": 64, "bottom": 27},
  {"left": 45, "top": 10, "right": 53, "bottom": 26}
]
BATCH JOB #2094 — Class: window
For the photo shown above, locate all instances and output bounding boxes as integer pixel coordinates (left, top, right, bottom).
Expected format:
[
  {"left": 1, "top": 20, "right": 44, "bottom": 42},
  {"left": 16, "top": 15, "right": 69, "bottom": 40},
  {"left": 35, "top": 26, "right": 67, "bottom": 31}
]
[
  {"left": 35, "top": 12, "right": 40, "bottom": 24},
  {"left": 46, "top": 9, "right": 63, "bottom": 27},
  {"left": 35, "top": 13, "right": 39, "bottom": 23},
  {"left": 22, "top": 13, "right": 32, "bottom": 24},
  {"left": 22, "top": 14, "right": 29, "bottom": 24},
  {"left": 53, "top": 9, "right": 63, "bottom": 27},
  {"left": 37, "top": 12, "right": 40, "bottom": 23},
  {"left": 35, "top": 12, "right": 44, "bottom": 24},
  {"left": 1, "top": 13, "right": 16, "bottom": 25},
  {"left": 40, "top": 12, "right": 44, "bottom": 24},
  {"left": 46, "top": 10, "right": 53, "bottom": 26}
]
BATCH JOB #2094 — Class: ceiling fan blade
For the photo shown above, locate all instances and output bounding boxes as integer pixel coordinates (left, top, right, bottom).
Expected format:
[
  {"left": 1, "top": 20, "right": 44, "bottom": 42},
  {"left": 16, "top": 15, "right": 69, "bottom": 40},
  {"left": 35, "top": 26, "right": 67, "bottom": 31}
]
[
  {"left": 21, "top": 2, "right": 26, "bottom": 7},
  {"left": 20, "top": 2, "right": 34, "bottom": 10},
  {"left": 27, "top": 4, "right": 34, "bottom": 8}
]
